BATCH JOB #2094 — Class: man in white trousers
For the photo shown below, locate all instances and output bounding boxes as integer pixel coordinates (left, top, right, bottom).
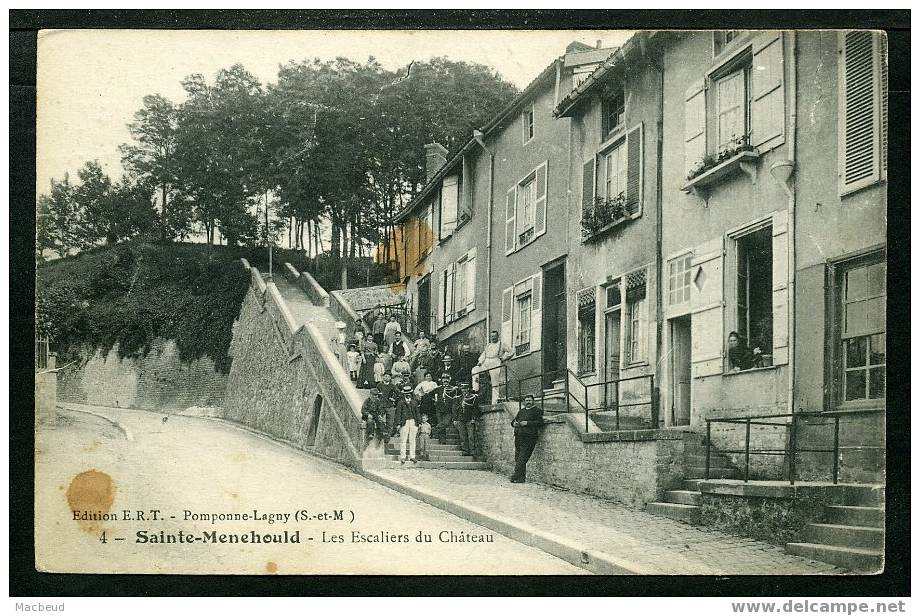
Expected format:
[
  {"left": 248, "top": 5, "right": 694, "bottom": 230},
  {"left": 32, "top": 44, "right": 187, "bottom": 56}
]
[{"left": 395, "top": 384, "right": 420, "bottom": 464}]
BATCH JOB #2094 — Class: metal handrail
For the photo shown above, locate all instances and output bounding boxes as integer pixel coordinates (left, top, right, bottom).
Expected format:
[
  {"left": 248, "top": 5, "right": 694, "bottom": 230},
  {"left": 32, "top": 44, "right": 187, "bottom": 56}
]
[
  {"left": 564, "top": 369, "right": 656, "bottom": 433},
  {"left": 705, "top": 412, "right": 845, "bottom": 485}
]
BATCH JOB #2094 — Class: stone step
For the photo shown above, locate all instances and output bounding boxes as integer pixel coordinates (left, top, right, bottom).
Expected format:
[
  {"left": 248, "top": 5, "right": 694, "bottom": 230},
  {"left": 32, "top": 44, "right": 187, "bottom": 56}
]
[
  {"left": 683, "top": 479, "right": 705, "bottom": 491},
  {"left": 386, "top": 460, "right": 489, "bottom": 470},
  {"left": 785, "top": 542, "right": 883, "bottom": 573},
  {"left": 386, "top": 442, "right": 462, "bottom": 452},
  {"left": 383, "top": 453, "right": 476, "bottom": 462},
  {"left": 664, "top": 490, "right": 701, "bottom": 506},
  {"left": 842, "top": 485, "right": 885, "bottom": 507},
  {"left": 685, "top": 466, "right": 739, "bottom": 479},
  {"left": 824, "top": 506, "right": 885, "bottom": 528},
  {"left": 646, "top": 502, "right": 701, "bottom": 525},
  {"left": 804, "top": 523, "right": 885, "bottom": 550}
]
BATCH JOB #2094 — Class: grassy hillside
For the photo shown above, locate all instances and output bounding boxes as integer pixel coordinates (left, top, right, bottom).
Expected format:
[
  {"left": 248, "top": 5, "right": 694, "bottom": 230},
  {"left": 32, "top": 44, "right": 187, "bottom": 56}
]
[{"left": 36, "top": 241, "right": 251, "bottom": 372}]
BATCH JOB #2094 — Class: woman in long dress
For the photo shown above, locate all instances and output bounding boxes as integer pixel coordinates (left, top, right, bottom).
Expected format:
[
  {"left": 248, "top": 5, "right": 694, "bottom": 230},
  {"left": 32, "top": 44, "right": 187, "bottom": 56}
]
[{"left": 356, "top": 341, "right": 377, "bottom": 389}]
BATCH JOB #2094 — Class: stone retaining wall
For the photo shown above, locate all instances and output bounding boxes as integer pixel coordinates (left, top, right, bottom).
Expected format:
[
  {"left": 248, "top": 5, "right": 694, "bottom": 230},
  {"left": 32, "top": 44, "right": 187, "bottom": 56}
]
[
  {"left": 223, "top": 263, "right": 365, "bottom": 469},
  {"left": 476, "top": 406, "right": 686, "bottom": 508},
  {"left": 57, "top": 339, "right": 227, "bottom": 411}
]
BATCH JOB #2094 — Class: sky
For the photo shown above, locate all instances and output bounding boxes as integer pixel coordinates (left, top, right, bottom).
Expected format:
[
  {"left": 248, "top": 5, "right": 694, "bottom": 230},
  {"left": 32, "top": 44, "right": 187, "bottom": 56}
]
[{"left": 36, "top": 28, "right": 634, "bottom": 196}]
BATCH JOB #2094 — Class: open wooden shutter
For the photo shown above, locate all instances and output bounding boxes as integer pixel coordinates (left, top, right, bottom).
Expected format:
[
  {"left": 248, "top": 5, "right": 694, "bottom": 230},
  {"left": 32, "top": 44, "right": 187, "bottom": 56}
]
[
  {"left": 771, "top": 211, "right": 789, "bottom": 365},
  {"left": 684, "top": 79, "right": 706, "bottom": 177},
  {"left": 751, "top": 31, "right": 785, "bottom": 150},
  {"left": 530, "top": 272, "right": 543, "bottom": 352},
  {"left": 625, "top": 124, "right": 643, "bottom": 216},
  {"left": 437, "top": 270, "right": 446, "bottom": 329},
  {"left": 504, "top": 187, "right": 517, "bottom": 254},
  {"left": 445, "top": 262, "right": 455, "bottom": 324},
  {"left": 534, "top": 161, "right": 548, "bottom": 237},
  {"left": 501, "top": 286, "right": 514, "bottom": 350},
  {"left": 466, "top": 248, "right": 476, "bottom": 313},
  {"left": 838, "top": 30, "right": 883, "bottom": 196},
  {"left": 690, "top": 236, "right": 725, "bottom": 378},
  {"left": 582, "top": 158, "right": 595, "bottom": 211}
]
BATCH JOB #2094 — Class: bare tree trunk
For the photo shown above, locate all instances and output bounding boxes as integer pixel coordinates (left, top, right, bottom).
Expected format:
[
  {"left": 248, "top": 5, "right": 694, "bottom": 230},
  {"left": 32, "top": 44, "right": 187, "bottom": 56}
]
[{"left": 330, "top": 217, "right": 340, "bottom": 259}]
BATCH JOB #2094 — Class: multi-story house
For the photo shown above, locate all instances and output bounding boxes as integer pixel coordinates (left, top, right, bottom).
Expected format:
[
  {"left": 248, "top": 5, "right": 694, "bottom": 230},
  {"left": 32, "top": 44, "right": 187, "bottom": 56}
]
[
  {"left": 394, "top": 42, "right": 614, "bottom": 364},
  {"left": 553, "top": 33, "right": 663, "bottom": 430}
]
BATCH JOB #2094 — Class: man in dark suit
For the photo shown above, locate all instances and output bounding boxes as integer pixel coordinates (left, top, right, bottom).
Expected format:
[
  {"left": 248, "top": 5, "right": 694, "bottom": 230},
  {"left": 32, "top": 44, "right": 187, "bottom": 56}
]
[{"left": 510, "top": 394, "right": 544, "bottom": 483}]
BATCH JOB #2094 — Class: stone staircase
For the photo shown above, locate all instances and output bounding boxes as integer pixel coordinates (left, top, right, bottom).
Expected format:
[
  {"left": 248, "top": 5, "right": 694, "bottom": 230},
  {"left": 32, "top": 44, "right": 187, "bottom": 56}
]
[
  {"left": 379, "top": 425, "right": 489, "bottom": 470},
  {"left": 786, "top": 486, "right": 885, "bottom": 573},
  {"left": 646, "top": 436, "right": 740, "bottom": 524}
]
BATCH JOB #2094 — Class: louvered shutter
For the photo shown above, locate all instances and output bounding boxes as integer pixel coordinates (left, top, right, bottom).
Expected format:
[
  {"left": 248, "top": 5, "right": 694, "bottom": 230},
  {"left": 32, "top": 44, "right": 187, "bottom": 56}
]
[
  {"left": 445, "top": 263, "right": 455, "bottom": 324},
  {"left": 534, "top": 161, "right": 548, "bottom": 238},
  {"left": 839, "top": 31, "right": 883, "bottom": 195},
  {"left": 771, "top": 211, "right": 789, "bottom": 365},
  {"left": 880, "top": 37, "right": 888, "bottom": 179},
  {"left": 466, "top": 248, "right": 476, "bottom": 313},
  {"left": 684, "top": 79, "right": 706, "bottom": 177},
  {"left": 751, "top": 31, "right": 786, "bottom": 150},
  {"left": 625, "top": 124, "right": 643, "bottom": 216},
  {"left": 504, "top": 187, "right": 516, "bottom": 254},
  {"left": 500, "top": 287, "right": 514, "bottom": 350},
  {"left": 530, "top": 272, "right": 543, "bottom": 352},
  {"left": 690, "top": 236, "right": 725, "bottom": 378}
]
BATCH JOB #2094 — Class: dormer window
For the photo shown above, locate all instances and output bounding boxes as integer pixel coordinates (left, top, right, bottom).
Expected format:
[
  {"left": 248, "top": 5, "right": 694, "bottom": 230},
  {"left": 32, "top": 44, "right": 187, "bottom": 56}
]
[
  {"left": 603, "top": 89, "right": 625, "bottom": 138},
  {"left": 522, "top": 104, "right": 535, "bottom": 144}
]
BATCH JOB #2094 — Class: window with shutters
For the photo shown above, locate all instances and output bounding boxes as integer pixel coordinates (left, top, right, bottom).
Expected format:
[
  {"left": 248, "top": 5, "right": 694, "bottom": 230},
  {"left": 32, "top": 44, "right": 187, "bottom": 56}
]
[
  {"left": 454, "top": 257, "right": 467, "bottom": 317},
  {"left": 440, "top": 176, "right": 459, "bottom": 239},
  {"left": 624, "top": 269, "right": 648, "bottom": 365},
  {"left": 712, "top": 56, "right": 753, "bottom": 153},
  {"left": 506, "top": 161, "right": 548, "bottom": 253},
  {"left": 838, "top": 31, "right": 887, "bottom": 196},
  {"left": 514, "top": 291, "right": 532, "bottom": 353},
  {"left": 577, "top": 288, "right": 597, "bottom": 375},
  {"left": 837, "top": 256, "right": 885, "bottom": 404},
  {"left": 582, "top": 125, "right": 643, "bottom": 240},
  {"left": 668, "top": 253, "right": 693, "bottom": 305},
  {"left": 440, "top": 249, "right": 477, "bottom": 325}
]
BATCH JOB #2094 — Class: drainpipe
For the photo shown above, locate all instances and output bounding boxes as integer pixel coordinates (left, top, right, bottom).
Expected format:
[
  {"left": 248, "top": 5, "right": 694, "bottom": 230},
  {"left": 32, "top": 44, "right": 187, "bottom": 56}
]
[
  {"left": 769, "top": 32, "right": 797, "bottom": 417},
  {"left": 649, "top": 45, "right": 666, "bottom": 427},
  {"left": 473, "top": 129, "right": 494, "bottom": 335}
]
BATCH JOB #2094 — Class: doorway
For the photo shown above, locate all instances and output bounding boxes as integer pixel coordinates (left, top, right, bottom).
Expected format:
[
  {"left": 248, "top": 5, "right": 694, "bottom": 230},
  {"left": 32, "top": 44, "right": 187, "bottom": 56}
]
[
  {"left": 603, "top": 308, "right": 621, "bottom": 409},
  {"left": 542, "top": 262, "right": 567, "bottom": 389},
  {"left": 417, "top": 275, "right": 431, "bottom": 336},
  {"left": 670, "top": 316, "right": 692, "bottom": 426},
  {"left": 306, "top": 395, "right": 323, "bottom": 447}
]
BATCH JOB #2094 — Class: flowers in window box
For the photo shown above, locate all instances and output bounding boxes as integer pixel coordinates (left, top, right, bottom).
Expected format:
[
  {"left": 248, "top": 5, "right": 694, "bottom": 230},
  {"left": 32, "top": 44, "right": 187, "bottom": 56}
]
[
  {"left": 581, "top": 194, "right": 628, "bottom": 237},
  {"left": 686, "top": 134, "right": 756, "bottom": 182}
]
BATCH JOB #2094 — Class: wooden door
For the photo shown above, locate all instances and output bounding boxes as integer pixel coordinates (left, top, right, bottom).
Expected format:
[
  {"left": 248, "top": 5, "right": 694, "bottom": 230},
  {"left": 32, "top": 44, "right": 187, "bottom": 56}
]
[
  {"left": 671, "top": 316, "right": 692, "bottom": 426},
  {"left": 604, "top": 310, "right": 621, "bottom": 410}
]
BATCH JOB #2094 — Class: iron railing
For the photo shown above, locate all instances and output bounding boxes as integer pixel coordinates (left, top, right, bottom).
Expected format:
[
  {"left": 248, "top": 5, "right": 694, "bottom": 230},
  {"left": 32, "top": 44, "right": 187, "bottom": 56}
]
[
  {"left": 513, "top": 368, "right": 569, "bottom": 413},
  {"left": 705, "top": 412, "right": 848, "bottom": 485},
  {"left": 35, "top": 338, "right": 49, "bottom": 371},
  {"left": 564, "top": 369, "right": 657, "bottom": 433}
]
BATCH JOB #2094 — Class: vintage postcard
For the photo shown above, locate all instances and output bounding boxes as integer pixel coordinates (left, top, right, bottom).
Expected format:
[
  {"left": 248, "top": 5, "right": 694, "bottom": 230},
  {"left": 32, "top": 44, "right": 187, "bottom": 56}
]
[{"left": 33, "top": 26, "right": 889, "bottom": 577}]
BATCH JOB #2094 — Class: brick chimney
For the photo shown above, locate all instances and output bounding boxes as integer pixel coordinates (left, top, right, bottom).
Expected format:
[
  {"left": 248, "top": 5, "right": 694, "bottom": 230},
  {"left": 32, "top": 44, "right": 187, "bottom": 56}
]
[{"left": 424, "top": 142, "right": 449, "bottom": 182}]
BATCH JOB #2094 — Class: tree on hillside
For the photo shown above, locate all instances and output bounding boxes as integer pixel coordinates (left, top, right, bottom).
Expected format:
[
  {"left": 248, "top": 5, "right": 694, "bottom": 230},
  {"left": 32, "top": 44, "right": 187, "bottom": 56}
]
[
  {"left": 36, "top": 173, "right": 78, "bottom": 259},
  {"left": 69, "top": 161, "right": 157, "bottom": 249},
  {"left": 119, "top": 94, "right": 182, "bottom": 240}
]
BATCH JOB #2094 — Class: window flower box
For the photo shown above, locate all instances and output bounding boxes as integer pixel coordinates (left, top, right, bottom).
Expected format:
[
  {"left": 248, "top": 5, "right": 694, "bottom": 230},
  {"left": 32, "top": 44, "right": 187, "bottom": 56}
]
[
  {"left": 683, "top": 136, "right": 760, "bottom": 199},
  {"left": 581, "top": 195, "right": 629, "bottom": 241}
]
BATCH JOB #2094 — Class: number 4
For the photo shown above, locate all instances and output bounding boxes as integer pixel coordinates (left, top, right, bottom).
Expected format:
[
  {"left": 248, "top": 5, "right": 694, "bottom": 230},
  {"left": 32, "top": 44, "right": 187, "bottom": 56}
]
[{"left": 99, "top": 531, "right": 107, "bottom": 544}]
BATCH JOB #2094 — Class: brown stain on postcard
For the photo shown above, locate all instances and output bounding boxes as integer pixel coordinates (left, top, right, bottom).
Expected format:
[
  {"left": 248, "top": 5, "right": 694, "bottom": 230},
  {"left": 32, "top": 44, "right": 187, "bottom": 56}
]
[
  {"left": 66, "top": 470, "right": 115, "bottom": 533},
  {"left": 266, "top": 561, "right": 278, "bottom": 574}
]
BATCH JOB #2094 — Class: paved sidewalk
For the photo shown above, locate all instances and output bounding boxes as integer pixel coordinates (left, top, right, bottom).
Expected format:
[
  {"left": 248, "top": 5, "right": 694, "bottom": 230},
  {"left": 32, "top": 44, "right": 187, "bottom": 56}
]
[{"left": 364, "top": 467, "right": 845, "bottom": 575}]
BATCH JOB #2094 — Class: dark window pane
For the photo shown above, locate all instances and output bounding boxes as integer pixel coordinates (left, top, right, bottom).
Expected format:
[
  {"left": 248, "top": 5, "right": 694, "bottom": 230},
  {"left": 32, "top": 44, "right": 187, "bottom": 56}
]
[
  {"left": 846, "top": 337, "right": 868, "bottom": 368},
  {"left": 869, "top": 367, "right": 885, "bottom": 399},
  {"left": 845, "top": 370, "right": 867, "bottom": 401},
  {"left": 869, "top": 334, "right": 886, "bottom": 365},
  {"left": 846, "top": 267, "right": 867, "bottom": 300},
  {"left": 867, "top": 262, "right": 886, "bottom": 296},
  {"left": 845, "top": 301, "right": 867, "bottom": 334}
]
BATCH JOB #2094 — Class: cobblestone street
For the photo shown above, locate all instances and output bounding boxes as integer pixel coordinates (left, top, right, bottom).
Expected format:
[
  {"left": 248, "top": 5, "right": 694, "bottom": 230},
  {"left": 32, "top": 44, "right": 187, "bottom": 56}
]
[{"left": 367, "top": 467, "right": 845, "bottom": 575}]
